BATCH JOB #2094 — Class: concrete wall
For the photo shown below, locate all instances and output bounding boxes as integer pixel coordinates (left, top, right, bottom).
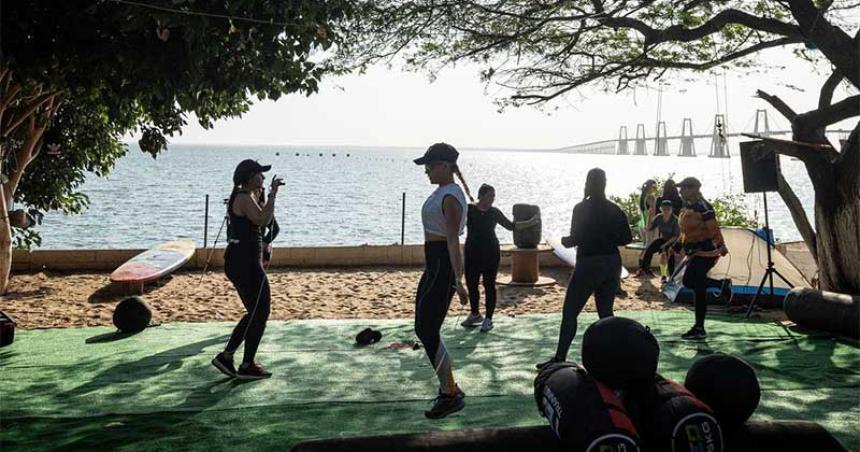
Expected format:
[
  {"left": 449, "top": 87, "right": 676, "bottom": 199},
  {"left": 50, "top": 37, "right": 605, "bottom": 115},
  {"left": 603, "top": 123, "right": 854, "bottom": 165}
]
[{"left": 12, "top": 244, "right": 642, "bottom": 273}]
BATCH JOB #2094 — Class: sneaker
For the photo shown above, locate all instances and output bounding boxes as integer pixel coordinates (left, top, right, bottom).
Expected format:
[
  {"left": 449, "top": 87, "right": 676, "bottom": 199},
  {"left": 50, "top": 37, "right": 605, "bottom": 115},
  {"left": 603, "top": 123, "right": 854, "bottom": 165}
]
[
  {"left": 236, "top": 362, "right": 272, "bottom": 380},
  {"left": 211, "top": 352, "right": 236, "bottom": 377},
  {"left": 480, "top": 317, "right": 493, "bottom": 333},
  {"left": 660, "top": 276, "right": 668, "bottom": 285},
  {"left": 681, "top": 326, "right": 707, "bottom": 340},
  {"left": 536, "top": 356, "right": 563, "bottom": 370},
  {"left": 461, "top": 312, "right": 483, "bottom": 327},
  {"left": 719, "top": 279, "right": 733, "bottom": 304},
  {"left": 424, "top": 386, "right": 465, "bottom": 419}
]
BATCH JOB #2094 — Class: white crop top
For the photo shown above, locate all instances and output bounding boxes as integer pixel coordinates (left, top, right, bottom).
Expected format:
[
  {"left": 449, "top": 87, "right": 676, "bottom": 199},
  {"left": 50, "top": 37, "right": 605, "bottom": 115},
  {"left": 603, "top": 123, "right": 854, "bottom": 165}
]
[{"left": 422, "top": 183, "right": 467, "bottom": 237}]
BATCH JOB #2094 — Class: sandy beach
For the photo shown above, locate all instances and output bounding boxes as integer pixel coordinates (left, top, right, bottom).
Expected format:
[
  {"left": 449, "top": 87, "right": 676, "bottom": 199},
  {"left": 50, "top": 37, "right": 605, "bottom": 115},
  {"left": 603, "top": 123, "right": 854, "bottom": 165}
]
[{"left": 2, "top": 266, "right": 691, "bottom": 329}]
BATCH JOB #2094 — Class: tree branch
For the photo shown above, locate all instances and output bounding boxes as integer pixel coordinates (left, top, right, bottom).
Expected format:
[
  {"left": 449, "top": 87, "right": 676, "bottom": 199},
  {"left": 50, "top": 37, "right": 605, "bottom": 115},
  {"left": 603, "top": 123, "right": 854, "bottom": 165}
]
[
  {"left": 755, "top": 89, "right": 797, "bottom": 121},
  {"left": 639, "top": 36, "right": 802, "bottom": 70},
  {"left": 786, "top": 0, "right": 859, "bottom": 88},
  {"left": 794, "top": 95, "right": 860, "bottom": 139},
  {"left": 836, "top": 121, "right": 859, "bottom": 188},
  {"left": 777, "top": 172, "right": 817, "bottom": 263},
  {"left": 819, "top": 70, "right": 843, "bottom": 109}
]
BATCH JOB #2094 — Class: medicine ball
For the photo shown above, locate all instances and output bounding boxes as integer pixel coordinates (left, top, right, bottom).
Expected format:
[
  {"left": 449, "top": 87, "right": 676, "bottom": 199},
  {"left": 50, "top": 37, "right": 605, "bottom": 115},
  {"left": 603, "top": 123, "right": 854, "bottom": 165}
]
[
  {"left": 534, "top": 361, "right": 641, "bottom": 451},
  {"left": 685, "top": 353, "right": 761, "bottom": 430},
  {"left": 512, "top": 204, "right": 541, "bottom": 248},
  {"left": 623, "top": 375, "right": 723, "bottom": 452},
  {"left": 582, "top": 317, "right": 659, "bottom": 390},
  {"left": 113, "top": 296, "right": 152, "bottom": 333}
]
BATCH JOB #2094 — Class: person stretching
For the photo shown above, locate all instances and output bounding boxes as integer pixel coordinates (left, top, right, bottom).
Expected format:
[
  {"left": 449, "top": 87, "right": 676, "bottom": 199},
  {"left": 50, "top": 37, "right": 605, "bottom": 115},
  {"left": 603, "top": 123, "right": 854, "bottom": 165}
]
[{"left": 636, "top": 199, "right": 679, "bottom": 282}]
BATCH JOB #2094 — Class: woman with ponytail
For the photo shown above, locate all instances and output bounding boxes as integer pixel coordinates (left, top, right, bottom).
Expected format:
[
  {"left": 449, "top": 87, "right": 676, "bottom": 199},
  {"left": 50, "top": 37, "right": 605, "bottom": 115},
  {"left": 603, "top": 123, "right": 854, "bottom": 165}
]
[
  {"left": 211, "top": 159, "right": 283, "bottom": 380},
  {"left": 412, "top": 142, "right": 469, "bottom": 419},
  {"left": 461, "top": 184, "right": 537, "bottom": 332},
  {"left": 537, "top": 168, "right": 632, "bottom": 370}
]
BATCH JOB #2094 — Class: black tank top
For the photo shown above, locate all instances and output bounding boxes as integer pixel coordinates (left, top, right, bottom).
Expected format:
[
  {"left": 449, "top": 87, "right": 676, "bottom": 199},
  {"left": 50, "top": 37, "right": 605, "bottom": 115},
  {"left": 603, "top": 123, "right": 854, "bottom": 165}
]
[{"left": 226, "top": 191, "right": 262, "bottom": 259}]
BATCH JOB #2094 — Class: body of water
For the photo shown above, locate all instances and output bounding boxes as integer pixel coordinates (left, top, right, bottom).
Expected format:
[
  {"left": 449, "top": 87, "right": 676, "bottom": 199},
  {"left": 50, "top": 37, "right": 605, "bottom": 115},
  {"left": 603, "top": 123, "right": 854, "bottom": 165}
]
[{"left": 38, "top": 142, "right": 815, "bottom": 249}]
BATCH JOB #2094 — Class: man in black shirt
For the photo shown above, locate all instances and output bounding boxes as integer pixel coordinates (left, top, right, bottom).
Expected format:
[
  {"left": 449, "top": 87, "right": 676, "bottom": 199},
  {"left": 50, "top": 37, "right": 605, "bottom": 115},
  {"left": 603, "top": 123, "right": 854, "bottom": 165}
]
[{"left": 537, "top": 168, "right": 633, "bottom": 369}]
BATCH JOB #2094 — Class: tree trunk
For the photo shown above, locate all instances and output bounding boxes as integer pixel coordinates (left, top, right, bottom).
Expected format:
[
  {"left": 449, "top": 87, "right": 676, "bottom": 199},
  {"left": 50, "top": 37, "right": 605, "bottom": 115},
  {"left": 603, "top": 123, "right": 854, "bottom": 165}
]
[
  {"left": 0, "top": 160, "right": 12, "bottom": 295},
  {"left": 814, "top": 196, "right": 860, "bottom": 294}
]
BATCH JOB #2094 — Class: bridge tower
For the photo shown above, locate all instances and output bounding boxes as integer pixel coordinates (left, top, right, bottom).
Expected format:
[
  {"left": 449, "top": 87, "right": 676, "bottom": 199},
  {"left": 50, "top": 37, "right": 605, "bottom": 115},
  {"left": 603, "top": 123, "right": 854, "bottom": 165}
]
[
  {"left": 753, "top": 109, "right": 772, "bottom": 136},
  {"left": 679, "top": 118, "right": 696, "bottom": 156},
  {"left": 708, "top": 114, "right": 730, "bottom": 158},
  {"left": 634, "top": 123, "right": 648, "bottom": 155},
  {"left": 654, "top": 121, "right": 669, "bottom": 156},
  {"left": 617, "top": 126, "right": 629, "bottom": 155}
]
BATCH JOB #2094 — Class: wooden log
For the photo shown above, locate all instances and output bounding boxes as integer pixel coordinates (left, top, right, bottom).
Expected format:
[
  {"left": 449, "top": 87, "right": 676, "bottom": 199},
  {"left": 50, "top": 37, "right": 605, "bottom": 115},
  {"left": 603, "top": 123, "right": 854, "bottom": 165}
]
[
  {"left": 784, "top": 287, "right": 859, "bottom": 339},
  {"left": 290, "top": 421, "right": 846, "bottom": 452}
]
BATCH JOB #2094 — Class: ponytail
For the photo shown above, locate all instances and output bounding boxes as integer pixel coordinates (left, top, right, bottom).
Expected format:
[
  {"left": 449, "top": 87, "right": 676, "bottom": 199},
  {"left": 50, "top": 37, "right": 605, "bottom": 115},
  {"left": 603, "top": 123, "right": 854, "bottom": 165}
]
[{"left": 452, "top": 164, "right": 475, "bottom": 203}]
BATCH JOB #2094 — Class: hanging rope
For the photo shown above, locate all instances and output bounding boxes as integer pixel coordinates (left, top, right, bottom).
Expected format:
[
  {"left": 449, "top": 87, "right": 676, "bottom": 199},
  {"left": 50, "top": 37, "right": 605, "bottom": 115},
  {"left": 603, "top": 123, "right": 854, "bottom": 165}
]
[{"left": 105, "top": 0, "right": 291, "bottom": 27}]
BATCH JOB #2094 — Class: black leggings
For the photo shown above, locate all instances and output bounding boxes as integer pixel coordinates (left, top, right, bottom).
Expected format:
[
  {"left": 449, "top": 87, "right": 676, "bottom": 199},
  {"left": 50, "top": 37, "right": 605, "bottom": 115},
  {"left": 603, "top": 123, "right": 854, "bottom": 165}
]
[
  {"left": 464, "top": 241, "right": 500, "bottom": 318},
  {"left": 640, "top": 237, "right": 676, "bottom": 274},
  {"left": 682, "top": 256, "right": 722, "bottom": 328},
  {"left": 415, "top": 242, "right": 457, "bottom": 392},
  {"left": 224, "top": 250, "right": 271, "bottom": 365},
  {"left": 555, "top": 253, "right": 621, "bottom": 361}
]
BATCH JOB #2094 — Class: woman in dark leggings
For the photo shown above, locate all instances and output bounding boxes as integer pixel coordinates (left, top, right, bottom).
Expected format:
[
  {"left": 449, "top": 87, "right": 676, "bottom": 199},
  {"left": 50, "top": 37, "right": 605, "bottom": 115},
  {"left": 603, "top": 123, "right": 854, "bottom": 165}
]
[
  {"left": 537, "top": 168, "right": 632, "bottom": 369},
  {"left": 413, "top": 143, "right": 471, "bottom": 419},
  {"left": 211, "top": 159, "right": 283, "bottom": 380},
  {"left": 461, "top": 184, "right": 536, "bottom": 332}
]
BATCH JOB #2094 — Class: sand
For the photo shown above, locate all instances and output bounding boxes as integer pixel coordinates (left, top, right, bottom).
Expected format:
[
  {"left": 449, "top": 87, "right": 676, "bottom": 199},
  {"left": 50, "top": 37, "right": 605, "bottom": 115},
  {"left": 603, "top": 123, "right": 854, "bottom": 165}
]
[{"left": 0, "top": 266, "right": 695, "bottom": 330}]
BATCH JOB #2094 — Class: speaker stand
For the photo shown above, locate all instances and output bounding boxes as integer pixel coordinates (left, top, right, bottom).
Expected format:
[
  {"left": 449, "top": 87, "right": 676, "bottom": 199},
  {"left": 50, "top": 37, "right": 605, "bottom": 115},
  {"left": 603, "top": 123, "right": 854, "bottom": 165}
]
[{"left": 746, "top": 192, "right": 794, "bottom": 318}]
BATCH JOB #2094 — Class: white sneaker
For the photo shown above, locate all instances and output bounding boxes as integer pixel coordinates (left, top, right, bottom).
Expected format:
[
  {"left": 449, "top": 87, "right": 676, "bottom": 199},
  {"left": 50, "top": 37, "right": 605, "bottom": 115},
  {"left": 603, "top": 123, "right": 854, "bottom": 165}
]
[
  {"left": 480, "top": 318, "right": 493, "bottom": 333},
  {"left": 461, "top": 312, "right": 483, "bottom": 327}
]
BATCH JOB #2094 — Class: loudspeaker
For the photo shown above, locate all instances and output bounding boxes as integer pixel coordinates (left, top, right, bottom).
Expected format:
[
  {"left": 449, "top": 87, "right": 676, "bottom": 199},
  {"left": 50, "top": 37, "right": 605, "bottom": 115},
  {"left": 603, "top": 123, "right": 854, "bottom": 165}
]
[{"left": 740, "top": 141, "right": 780, "bottom": 193}]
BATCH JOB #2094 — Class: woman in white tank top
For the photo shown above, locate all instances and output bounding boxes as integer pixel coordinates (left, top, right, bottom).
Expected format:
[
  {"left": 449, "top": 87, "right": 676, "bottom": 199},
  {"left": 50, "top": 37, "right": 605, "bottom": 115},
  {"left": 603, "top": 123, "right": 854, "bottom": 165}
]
[{"left": 412, "top": 142, "right": 474, "bottom": 419}]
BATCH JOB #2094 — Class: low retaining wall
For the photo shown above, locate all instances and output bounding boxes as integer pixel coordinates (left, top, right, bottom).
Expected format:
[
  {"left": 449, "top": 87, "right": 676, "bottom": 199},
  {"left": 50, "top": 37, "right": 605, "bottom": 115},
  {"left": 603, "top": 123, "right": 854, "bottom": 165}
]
[{"left": 12, "top": 245, "right": 643, "bottom": 273}]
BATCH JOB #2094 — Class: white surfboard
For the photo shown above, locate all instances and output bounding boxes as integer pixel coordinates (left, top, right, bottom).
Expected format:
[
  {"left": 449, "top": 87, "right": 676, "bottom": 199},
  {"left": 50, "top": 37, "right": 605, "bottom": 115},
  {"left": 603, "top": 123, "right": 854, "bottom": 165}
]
[{"left": 547, "top": 237, "right": 629, "bottom": 279}]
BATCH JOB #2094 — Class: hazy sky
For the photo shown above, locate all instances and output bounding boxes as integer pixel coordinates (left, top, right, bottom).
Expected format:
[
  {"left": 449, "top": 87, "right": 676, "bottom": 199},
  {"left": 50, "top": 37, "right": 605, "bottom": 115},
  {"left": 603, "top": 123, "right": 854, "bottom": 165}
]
[{"left": 170, "top": 47, "right": 858, "bottom": 150}]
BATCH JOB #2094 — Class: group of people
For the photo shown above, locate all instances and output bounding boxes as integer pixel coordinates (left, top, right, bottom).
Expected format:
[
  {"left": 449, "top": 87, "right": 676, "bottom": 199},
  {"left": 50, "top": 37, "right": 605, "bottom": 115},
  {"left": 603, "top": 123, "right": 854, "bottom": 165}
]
[{"left": 209, "top": 143, "right": 733, "bottom": 420}]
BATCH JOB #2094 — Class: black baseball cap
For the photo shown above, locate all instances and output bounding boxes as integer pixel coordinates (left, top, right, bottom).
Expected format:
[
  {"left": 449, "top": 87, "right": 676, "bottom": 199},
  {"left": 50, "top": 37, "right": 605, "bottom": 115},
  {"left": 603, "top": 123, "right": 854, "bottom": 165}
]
[
  {"left": 677, "top": 177, "right": 702, "bottom": 189},
  {"left": 233, "top": 159, "right": 271, "bottom": 185},
  {"left": 660, "top": 199, "right": 673, "bottom": 207},
  {"left": 413, "top": 142, "right": 459, "bottom": 165}
]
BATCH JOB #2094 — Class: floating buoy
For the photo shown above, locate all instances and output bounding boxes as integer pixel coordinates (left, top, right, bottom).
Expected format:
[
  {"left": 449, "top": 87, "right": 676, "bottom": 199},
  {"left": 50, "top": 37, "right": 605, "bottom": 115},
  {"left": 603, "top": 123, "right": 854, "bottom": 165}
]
[{"left": 275, "top": 152, "right": 280, "bottom": 156}]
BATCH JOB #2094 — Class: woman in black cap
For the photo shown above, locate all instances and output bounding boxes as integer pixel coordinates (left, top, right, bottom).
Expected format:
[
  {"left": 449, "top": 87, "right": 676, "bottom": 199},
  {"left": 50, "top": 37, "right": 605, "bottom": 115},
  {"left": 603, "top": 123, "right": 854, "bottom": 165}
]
[
  {"left": 676, "top": 176, "right": 732, "bottom": 340},
  {"left": 212, "top": 159, "right": 283, "bottom": 380},
  {"left": 413, "top": 142, "right": 471, "bottom": 419},
  {"left": 537, "top": 168, "right": 633, "bottom": 369}
]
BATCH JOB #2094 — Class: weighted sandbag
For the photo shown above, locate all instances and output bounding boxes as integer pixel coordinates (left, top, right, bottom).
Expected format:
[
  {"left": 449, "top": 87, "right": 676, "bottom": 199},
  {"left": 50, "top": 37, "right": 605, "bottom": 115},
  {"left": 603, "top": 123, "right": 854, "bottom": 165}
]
[
  {"left": 784, "top": 287, "right": 859, "bottom": 339},
  {"left": 512, "top": 204, "right": 541, "bottom": 248},
  {"left": 685, "top": 353, "right": 760, "bottom": 431},
  {"left": 534, "top": 361, "right": 641, "bottom": 451},
  {"left": 623, "top": 375, "right": 723, "bottom": 452},
  {"left": 290, "top": 421, "right": 845, "bottom": 452},
  {"left": 582, "top": 317, "right": 659, "bottom": 390},
  {"left": 0, "top": 310, "right": 15, "bottom": 347},
  {"left": 113, "top": 296, "right": 152, "bottom": 333}
]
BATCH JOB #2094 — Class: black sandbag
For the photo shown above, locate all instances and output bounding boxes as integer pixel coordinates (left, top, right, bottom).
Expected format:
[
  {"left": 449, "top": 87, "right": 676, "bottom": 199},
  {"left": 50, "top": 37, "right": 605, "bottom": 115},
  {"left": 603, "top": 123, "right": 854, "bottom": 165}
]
[
  {"left": 113, "top": 296, "right": 152, "bottom": 333},
  {"left": 534, "top": 361, "right": 640, "bottom": 451},
  {"left": 581, "top": 316, "right": 659, "bottom": 390},
  {"left": 623, "top": 374, "right": 723, "bottom": 452},
  {"left": 784, "top": 287, "right": 859, "bottom": 339},
  {"left": 290, "top": 421, "right": 844, "bottom": 452},
  {"left": 685, "top": 353, "right": 761, "bottom": 431},
  {"left": 512, "top": 204, "right": 541, "bottom": 248},
  {"left": 0, "top": 310, "right": 15, "bottom": 347}
]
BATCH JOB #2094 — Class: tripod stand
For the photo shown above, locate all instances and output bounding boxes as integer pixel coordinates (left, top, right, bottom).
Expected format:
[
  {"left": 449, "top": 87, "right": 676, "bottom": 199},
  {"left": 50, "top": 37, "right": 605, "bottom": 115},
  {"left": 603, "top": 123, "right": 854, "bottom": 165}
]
[{"left": 746, "top": 192, "right": 794, "bottom": 318}]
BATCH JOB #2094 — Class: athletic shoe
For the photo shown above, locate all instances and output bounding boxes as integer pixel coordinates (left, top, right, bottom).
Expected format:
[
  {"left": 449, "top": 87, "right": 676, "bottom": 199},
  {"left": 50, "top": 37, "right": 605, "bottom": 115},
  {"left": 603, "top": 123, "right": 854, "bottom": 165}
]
[
  {"left": 236, "top": 362, "right": 272, "bottom": 380},
  {"left": 719, "top": 279, "right": 734, "bottom": 304},
  {"left": 461, "top": 312, "right": 483, "bottom": 327},
  {"left": 424, "top": 386, "right": 465, "bottom": 419},
  {"left": 480, "top": 317, "right": 493, "bottom": 333},
  {"left": 211, "top": 352, "right": 237, "bottom": 377},
  {"left": 660, "top": 276, "right": 668, "bottom": 285},
  {"left": 681, "top": 326, "right": 707, "bottom": 340},
  {"left": 536, "top": 356, "right": 563, "bottom": 370}
]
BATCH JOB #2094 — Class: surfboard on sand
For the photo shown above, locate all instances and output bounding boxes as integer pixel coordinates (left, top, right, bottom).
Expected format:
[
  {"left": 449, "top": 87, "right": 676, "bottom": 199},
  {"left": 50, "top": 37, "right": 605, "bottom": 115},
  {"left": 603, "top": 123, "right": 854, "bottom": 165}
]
[
  {"left": 546, "top": 237, "right": 630, "bottom": 279},
  {"left": 111, "top": 240, "right": 196, "bottom": 293}
]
